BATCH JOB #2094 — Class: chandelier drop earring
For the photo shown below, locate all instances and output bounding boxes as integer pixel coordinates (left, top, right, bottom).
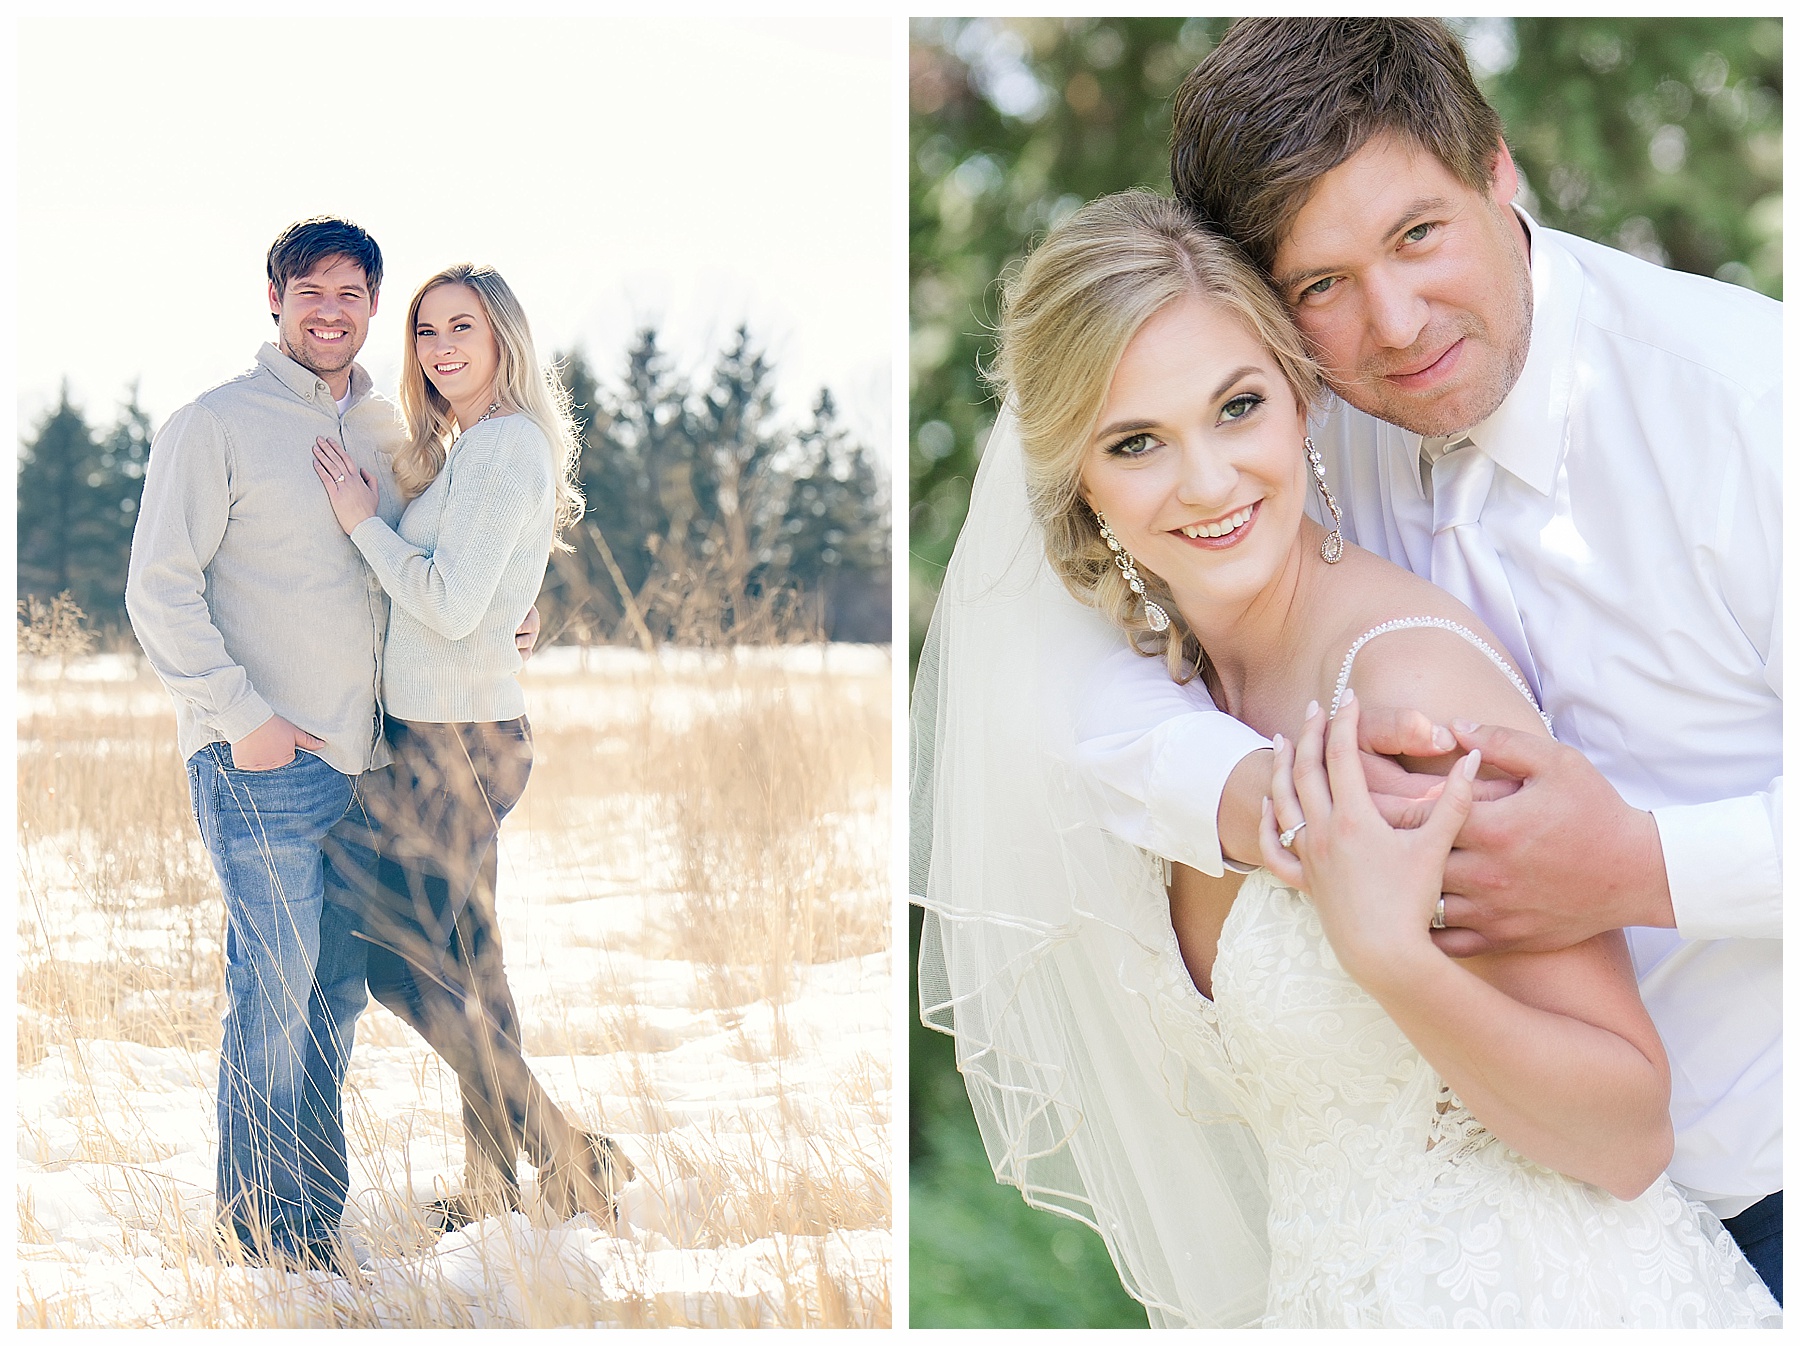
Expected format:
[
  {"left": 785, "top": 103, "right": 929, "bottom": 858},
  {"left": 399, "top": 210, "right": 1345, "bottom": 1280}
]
[
  {"left": 1305, "top": 436, "right": 1344, "bottom": 564},
  {"left": 1094, "top": 511, "right": 1170, "bottom": 632}
]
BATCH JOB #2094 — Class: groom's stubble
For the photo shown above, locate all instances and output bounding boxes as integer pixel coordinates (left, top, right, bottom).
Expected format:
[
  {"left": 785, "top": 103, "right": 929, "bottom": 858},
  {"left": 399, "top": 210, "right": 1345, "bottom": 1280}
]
[
  {"left": 1271, "top": 137, "right": 1535, "bottom": 439},
  {"left": 1305, "top": 212, "right": 1533, "bottom": 440}
]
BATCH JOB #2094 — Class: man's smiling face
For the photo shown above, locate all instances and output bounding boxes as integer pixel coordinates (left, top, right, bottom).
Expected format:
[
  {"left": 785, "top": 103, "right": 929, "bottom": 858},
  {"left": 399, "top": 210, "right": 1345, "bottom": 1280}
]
[
  {"left": 1270, "top": 133, "right": 1533, "bottom": 437},
  {"left": 268, "top": 254, "right": 378, "bottom": 386}
]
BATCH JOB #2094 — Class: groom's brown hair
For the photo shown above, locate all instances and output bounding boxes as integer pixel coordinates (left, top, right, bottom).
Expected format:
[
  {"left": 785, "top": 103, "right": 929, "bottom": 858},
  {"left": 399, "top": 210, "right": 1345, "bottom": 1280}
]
[{"left": 1169, "top": 18, "right": 1505, "bottom": 275}]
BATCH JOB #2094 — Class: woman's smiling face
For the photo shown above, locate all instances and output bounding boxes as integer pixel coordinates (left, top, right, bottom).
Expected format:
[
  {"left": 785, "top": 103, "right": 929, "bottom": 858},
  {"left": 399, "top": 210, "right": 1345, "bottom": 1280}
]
[
  {"left": 414, "top": 282, "right": 501, "bottom": 409},
  {"left": 1080, "top": 292, "right": 1312, "bottom": 622}
]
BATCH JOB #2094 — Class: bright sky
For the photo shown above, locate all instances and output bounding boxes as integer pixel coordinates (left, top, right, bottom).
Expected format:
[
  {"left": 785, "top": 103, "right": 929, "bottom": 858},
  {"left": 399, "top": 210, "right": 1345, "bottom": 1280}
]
[{"left": 17, "top": 18, "right": 894, "bottom": 457}]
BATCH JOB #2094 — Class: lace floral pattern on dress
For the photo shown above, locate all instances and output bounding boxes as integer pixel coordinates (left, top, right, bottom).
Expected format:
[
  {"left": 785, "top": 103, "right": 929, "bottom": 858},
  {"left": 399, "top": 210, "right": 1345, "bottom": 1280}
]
[{"left": 1137, "top": 869, "right": 1781, "bottom": 1327}]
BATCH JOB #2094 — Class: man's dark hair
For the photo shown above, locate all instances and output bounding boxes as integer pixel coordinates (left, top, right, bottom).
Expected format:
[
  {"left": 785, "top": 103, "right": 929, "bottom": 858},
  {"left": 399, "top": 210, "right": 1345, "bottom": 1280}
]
[
  {"left": 1170, "top": 18, "right": 1505, "bottom": 275},
  {"left": 266, "top": 215, "right": 384, "bottom": 301}
]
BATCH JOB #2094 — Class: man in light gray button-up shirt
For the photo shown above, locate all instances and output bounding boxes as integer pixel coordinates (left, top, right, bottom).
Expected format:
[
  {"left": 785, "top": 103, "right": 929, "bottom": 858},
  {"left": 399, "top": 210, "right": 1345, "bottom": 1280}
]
[{"left": 126, "top": 216, "right": 405, "bottom": 1269}]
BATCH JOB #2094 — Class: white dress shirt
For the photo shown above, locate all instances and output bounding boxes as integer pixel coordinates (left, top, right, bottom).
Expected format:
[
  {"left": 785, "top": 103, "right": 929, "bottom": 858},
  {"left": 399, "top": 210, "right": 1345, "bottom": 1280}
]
[{"left": 1076, "top": 218, "right": 1780, "bottom": 1215}]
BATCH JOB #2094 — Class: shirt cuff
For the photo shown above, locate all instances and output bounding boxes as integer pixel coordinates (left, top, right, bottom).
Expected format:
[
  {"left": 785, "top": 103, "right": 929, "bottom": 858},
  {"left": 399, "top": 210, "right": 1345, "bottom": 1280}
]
[
  {"left": 210, "top": 691, "right": 276, "bottom": 747},
  {"left": 1654, "top": 794, "right": 1782, "bottom": 940},
  {"left": 1081, "top": 712, "right": 1273, "bottom": 877}
]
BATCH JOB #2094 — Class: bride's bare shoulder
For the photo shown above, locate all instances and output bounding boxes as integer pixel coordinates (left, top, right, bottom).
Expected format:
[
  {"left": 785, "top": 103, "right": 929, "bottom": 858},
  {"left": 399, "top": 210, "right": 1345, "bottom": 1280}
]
[{"left": 1320, "top": 546, "right": 1547, "bottom": 737}]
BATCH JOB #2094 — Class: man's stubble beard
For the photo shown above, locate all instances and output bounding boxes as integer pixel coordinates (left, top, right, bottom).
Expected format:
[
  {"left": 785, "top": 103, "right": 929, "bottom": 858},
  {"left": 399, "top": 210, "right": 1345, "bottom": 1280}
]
[
  {"left": 1322, "top": 229, "right": 1534, "bottom": 439},
  {"left": 278, "top": 314, "right": 365, "bottom": 384}
]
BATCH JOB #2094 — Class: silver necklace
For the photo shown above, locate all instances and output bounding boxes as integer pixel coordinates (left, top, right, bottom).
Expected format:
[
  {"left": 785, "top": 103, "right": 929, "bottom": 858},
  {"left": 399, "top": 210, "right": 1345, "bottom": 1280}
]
[{"left": 449, "top": 400, "right": 503, "bottom": 454}]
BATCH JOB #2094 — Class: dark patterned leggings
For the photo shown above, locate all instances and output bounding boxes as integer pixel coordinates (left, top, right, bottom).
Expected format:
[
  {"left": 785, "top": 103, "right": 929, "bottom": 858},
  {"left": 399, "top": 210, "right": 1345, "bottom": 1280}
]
[{"left": 326, "top": 716, "right": 580, "bottom": 1203}]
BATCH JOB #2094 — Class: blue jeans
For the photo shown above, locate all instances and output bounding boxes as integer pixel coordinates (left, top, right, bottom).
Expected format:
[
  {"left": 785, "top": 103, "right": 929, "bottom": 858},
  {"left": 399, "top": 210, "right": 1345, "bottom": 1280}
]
[{"left": 187, "top": 744, "right": 368, "bottom": 1257}]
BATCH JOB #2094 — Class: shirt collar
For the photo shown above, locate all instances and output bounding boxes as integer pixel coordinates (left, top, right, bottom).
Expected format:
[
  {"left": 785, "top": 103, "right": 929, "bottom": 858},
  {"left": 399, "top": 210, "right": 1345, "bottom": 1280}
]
[
  {"left": 256, "top": 341, "right": 373, "bottom": 410},
  {"left": 1400, "top": 208, "right": 1584, "bottom": 498}
]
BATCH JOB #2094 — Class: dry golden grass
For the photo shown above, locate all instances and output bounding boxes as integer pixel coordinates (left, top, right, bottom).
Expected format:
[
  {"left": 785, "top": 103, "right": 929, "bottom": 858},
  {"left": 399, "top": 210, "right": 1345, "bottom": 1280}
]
[{"left": 17, "top": 627, "right": 892, "bottom": 1328}]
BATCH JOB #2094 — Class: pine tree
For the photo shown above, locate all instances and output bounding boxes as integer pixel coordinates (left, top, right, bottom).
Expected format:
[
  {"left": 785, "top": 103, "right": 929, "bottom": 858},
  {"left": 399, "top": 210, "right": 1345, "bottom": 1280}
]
[
  {"left": 691, "top": 326, "right": 786, "bottom": 585},
  {"left": 613, "top": 328, "right": 697, "bottom": 589},
  {"left": 486, "top": 326, "right": 893, "bottom": 647},
  {"left": 17, "top": 385, "right": 135, "bottom": 631},
  {"left": 94, "top": 387, "right": 153, "bottom": 602},
  {"left": 602, "top": 329, "right": 698, "bottom": 640},
  {"left": 539, "top": 331, "right": 705, "bottom": 645},
  {"left": 538, "top": 349, "right": 614, "bottom": 644},
  {"left": 785, "top": 390, "right": 891, "bottom": 641}
]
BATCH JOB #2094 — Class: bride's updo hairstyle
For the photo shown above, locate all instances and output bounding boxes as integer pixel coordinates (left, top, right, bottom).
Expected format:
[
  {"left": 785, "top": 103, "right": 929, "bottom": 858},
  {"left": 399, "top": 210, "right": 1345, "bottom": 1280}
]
[{"left": 992, "top": 190, "right": 1321, "bottom": 680}]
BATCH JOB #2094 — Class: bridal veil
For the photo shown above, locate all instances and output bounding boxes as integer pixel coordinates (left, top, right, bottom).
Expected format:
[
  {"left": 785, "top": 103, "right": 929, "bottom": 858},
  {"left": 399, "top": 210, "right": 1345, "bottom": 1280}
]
[{"left": 912, "top": 406, "right": 1272, "bottom": 1327}]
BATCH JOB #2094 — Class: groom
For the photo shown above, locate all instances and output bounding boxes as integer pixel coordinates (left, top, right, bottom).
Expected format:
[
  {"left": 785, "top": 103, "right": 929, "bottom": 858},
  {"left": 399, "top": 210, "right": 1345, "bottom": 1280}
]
[
  {"left": 126, "top": 216, "right": 407, "bottom": 1268},
  {"left": 1078, "top": 18, "right": 1780, "bottom": 1297},
  {"left": 126, "top": 216, "right": 541, "bottom": 1268}
]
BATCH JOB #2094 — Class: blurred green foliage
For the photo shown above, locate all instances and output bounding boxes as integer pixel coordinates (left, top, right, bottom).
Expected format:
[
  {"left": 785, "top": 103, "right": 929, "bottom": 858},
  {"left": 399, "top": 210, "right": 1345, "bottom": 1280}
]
[
  {"left": 909, "top": 910, "right": 1148, "bottom": 1328},
  {"left": 908, "top": 16, "right": 1780, "bottom": 1329},
  {"left": 1494, "top": 19, "right": 1781, "bottom": 296}
]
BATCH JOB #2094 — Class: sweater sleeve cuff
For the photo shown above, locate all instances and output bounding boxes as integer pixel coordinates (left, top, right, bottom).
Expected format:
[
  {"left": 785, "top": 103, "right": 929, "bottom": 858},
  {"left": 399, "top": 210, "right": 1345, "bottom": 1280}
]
[
  {"left": 1654, "top": 786, "right": 1782, "bottom": 940},
  {"left": 349, "top": 514, "right": 399, "bottom": 553},
  {"left": 349, "top": 515, "right": 409, "bottom": 581}
]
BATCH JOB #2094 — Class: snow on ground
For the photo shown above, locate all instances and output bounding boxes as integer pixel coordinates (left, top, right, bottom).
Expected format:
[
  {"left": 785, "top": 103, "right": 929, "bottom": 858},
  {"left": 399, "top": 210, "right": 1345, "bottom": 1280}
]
[{"left": 18, "top": 650, "right": 892, "bottom": 1328}]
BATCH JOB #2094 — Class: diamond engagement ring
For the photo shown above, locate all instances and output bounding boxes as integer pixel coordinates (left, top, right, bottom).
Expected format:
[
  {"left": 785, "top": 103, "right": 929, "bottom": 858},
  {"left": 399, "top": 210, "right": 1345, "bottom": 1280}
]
[
  {"left": 1431, "top": 897, "right": 1447, "bottom": 930},
  {"left": 334, "top": 473, "right": 346, "bottom": 482},
  {"left": 1278, "top": 820, "right": 1306, "bottom": 849}
]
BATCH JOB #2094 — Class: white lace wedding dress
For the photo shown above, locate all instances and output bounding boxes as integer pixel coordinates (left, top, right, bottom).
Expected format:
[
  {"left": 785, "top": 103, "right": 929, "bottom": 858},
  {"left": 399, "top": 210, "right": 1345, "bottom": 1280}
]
[
  {"left": 1145, "top": 621, "right": 1780, "bottom": 1328},
  {"left": 1144, "top": 872, "right": 1779, "bottom": 1327}
]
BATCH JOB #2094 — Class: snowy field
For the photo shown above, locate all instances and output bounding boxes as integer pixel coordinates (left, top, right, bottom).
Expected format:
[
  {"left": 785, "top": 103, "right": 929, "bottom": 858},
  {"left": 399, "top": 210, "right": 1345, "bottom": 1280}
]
[{"left": 18, "top": 647, "right": 892, "bottom": 1328}]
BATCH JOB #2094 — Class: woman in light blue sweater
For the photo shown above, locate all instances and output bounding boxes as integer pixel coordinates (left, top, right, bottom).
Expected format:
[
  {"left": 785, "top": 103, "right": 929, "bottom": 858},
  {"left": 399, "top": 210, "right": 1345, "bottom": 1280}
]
[{"left": 313, "top": 264, "right": 629, "bottom": 1230}]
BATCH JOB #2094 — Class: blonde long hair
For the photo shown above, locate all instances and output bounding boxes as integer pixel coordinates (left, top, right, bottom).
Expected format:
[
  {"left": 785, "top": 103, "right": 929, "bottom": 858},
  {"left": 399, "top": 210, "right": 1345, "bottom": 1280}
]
[
  {"left": 396, "top": 263, "right": 585, "bottom": 549},
  {"left": 992, "top": 191, "right": 1322, "bottom": 681}
]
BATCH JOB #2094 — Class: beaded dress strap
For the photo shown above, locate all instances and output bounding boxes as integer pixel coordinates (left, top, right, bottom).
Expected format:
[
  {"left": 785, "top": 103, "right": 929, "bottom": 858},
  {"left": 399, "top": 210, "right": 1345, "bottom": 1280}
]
[{"left": 1328, "top": 616, "right": 1553, "bottom": 733}]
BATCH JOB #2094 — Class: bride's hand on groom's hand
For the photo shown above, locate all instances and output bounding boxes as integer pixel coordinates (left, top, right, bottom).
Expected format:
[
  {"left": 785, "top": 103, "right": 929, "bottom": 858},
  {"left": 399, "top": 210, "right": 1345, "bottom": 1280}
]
[
  {"left": 1429, "top": 723, "right": 1675, "bottom": 958},
  {"left": 1355, "top": 704, "right": 1519, "bottom": 829},
  {"left": 1259, "top": 691, "right": 1479, "bottom": 992},
  {"left": 312, "top": 436, "right": 379, "bottom": 533}
]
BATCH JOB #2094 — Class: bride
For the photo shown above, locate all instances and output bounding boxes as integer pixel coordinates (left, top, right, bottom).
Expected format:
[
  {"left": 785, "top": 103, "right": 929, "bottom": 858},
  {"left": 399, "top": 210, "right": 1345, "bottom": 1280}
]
[
  {"left": 313, "top": 264, "right": 629, "bottom": 1230},
  {"left": 912, "top": 191, "right": 1778, "bottom": 1328}
]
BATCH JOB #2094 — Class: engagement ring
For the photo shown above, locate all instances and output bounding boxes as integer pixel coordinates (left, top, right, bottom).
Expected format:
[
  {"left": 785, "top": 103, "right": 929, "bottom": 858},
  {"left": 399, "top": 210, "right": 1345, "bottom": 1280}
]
[
  {"left": 1431, "top": 897, "right": 1447, "bottom": 930},
  {"left": 334, "top": 473, "right": 346, "bottom": 482},
  {"left": 1279, "top": 820, "right": 1306, "bottom": 848}
]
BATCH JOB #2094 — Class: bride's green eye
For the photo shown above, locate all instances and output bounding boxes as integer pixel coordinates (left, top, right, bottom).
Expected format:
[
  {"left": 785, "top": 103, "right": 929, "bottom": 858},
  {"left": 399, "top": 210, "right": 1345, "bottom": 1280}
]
[
  {"left": 1106, "top": 432, "right": 1156, "bottom": 458},
  {"left": 1221, "top": 393, "right": 1263, "bottom": 423}
]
